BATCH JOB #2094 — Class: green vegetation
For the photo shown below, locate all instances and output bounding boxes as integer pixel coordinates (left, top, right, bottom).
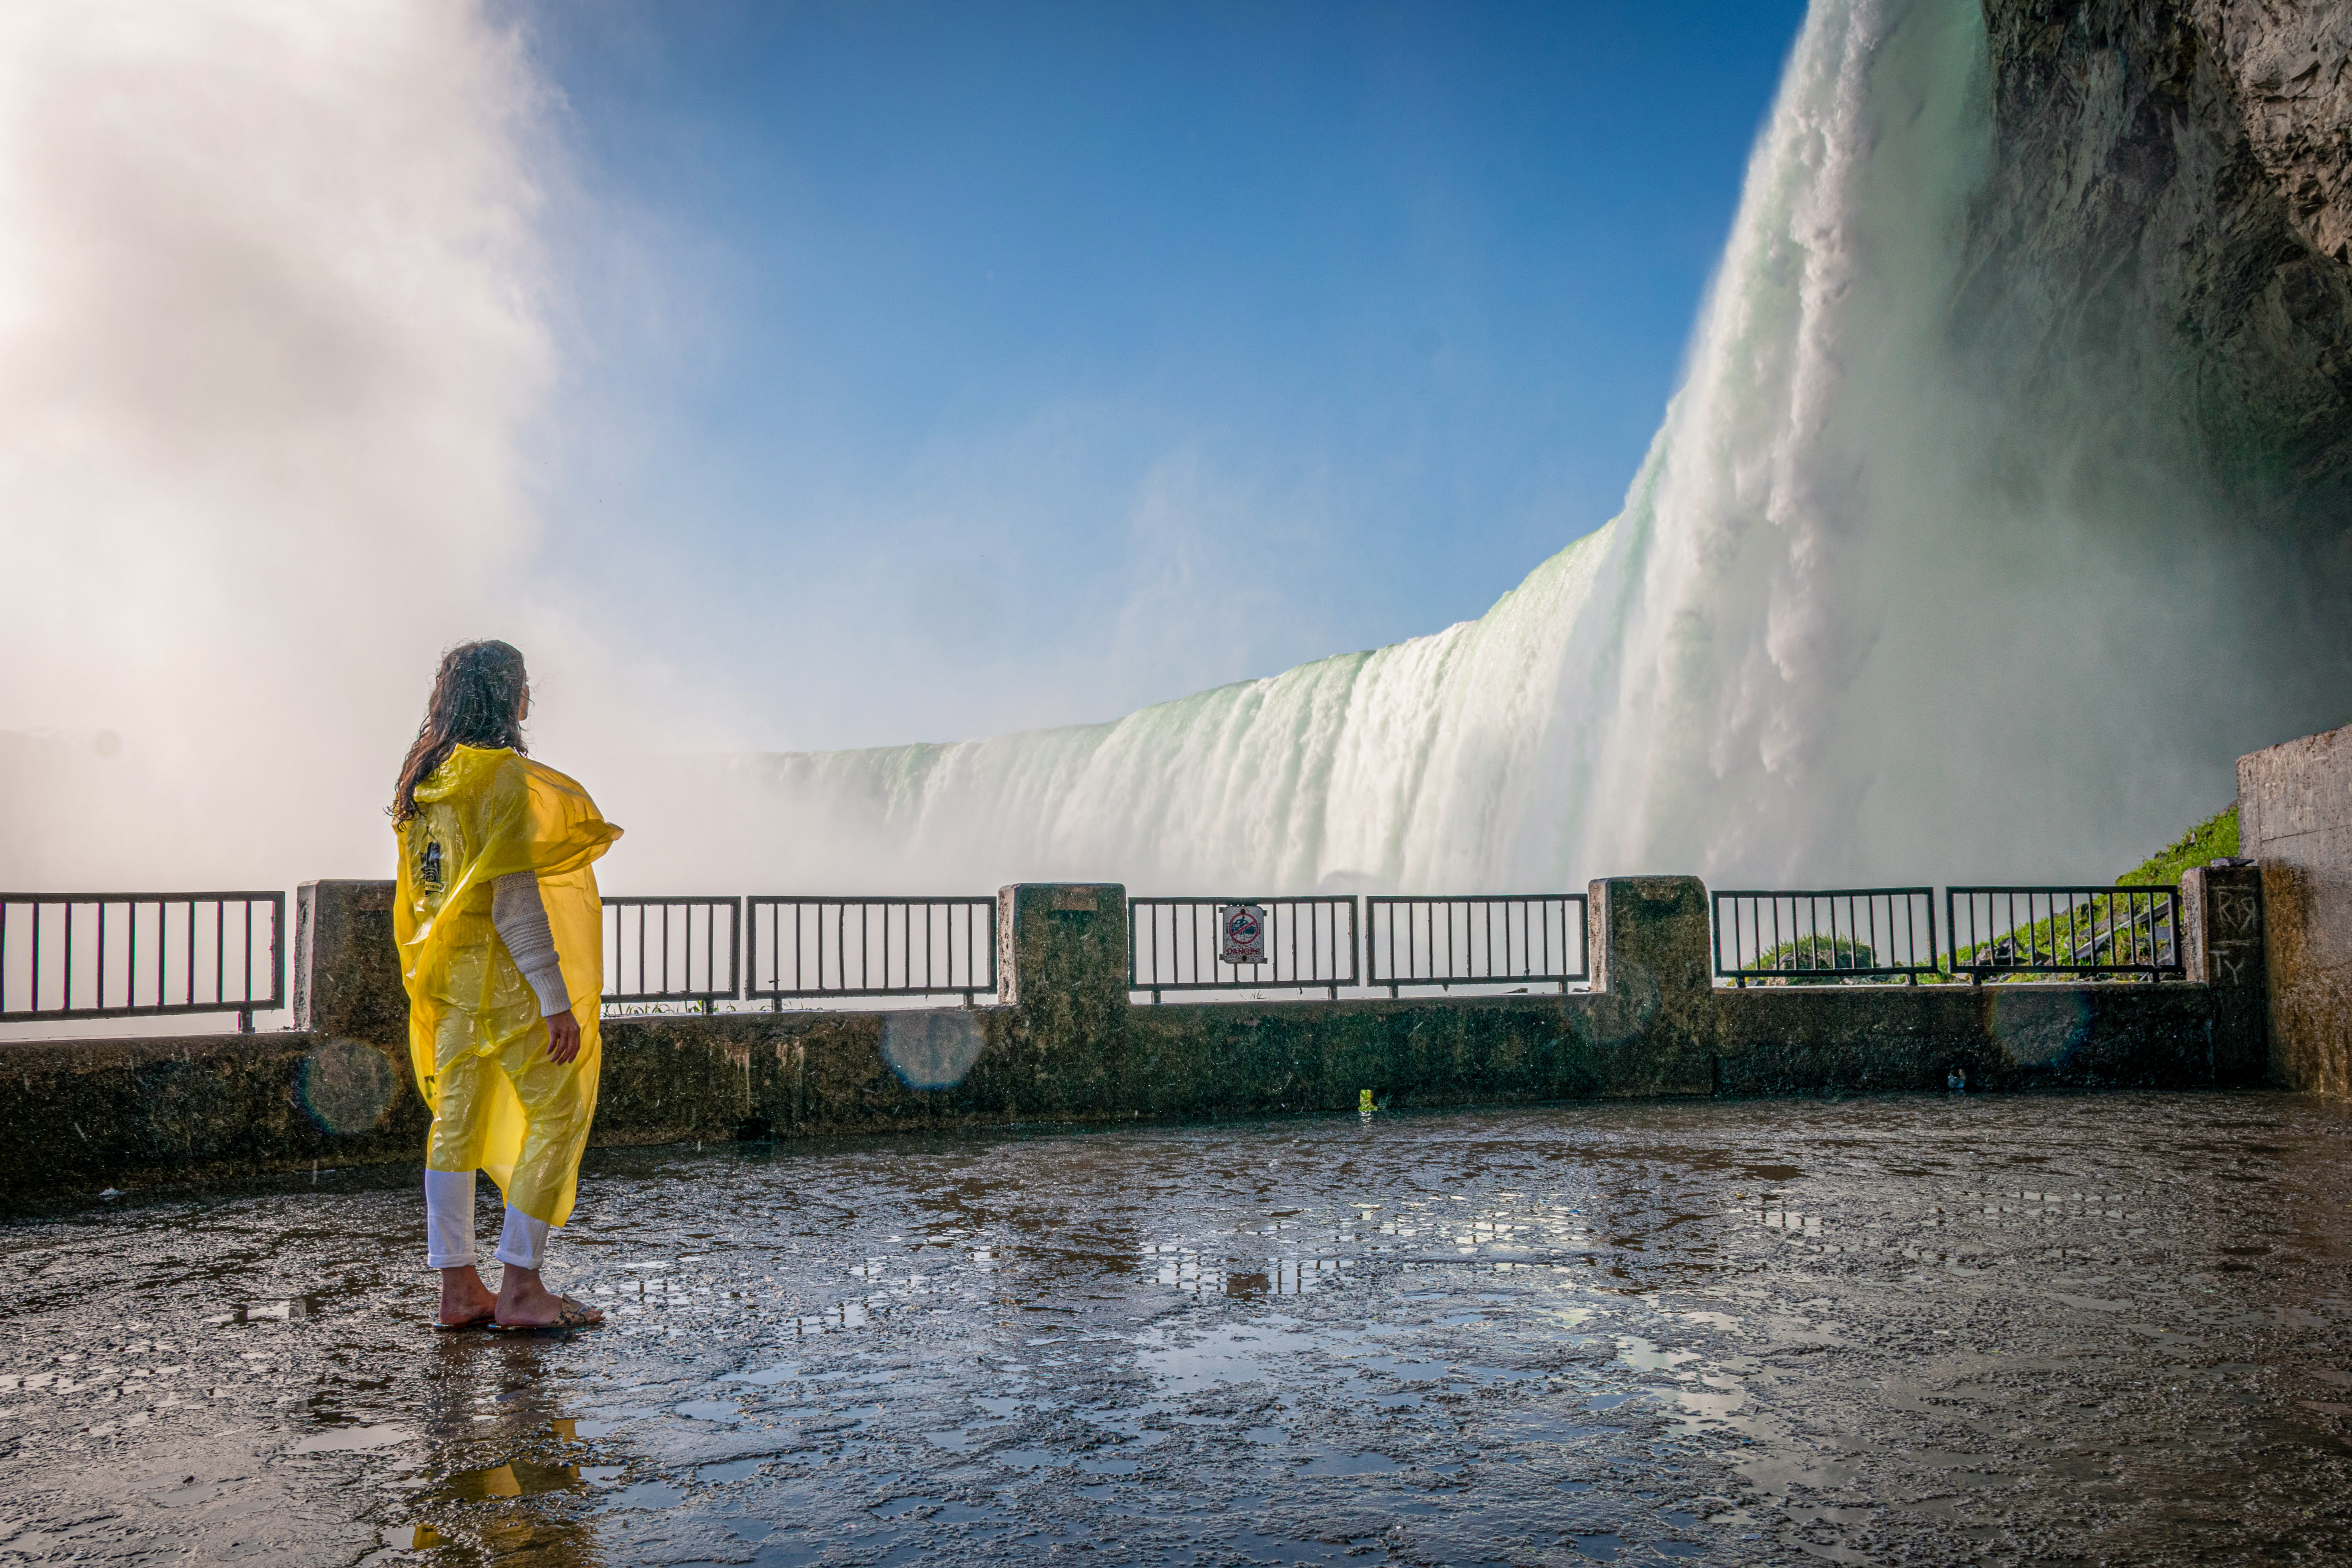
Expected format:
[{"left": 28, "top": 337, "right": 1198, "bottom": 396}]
[
  {"left": 2117, "top": 803, "right": 2238, "bottom": 886},
  {"left": 1759, "top": 940, "right": 1882, "bottom": 973},
  {"left": 1731, "top": 940, "right": 1891, "bottom": 987}
]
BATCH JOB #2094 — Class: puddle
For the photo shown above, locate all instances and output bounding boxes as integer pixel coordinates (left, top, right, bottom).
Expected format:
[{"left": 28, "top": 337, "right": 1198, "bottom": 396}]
[
  {"left": 290, "top": 1423, "right": 414, "bottom": 1453},
  {"left": 7, "top": 1094, "right": 2350, "bottom": 1566},
  {"left": 1134, "top": 1316, "right": 1325, "bottom": 1391},
  {"left": 435, "top": 1460, "right": 582, "bottom": 1501},
  {"left": 993, "top": 1447, "right": 1070, "bottom": 1469},
  {"left": 698, "top": 1458, "right": 763, "bottom": 1482}
]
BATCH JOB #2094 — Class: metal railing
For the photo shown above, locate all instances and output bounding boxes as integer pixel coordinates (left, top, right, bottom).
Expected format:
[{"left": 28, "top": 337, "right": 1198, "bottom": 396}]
[
  {"left": 1129, "top": 896, "right": 1360, "bottom": 1001},
  {"left": 747, "top": 897, "right": 997, "bottom": 1005},
  {"left": 1947, "top": 886, "right": 2183, "bottom": 981},
  {"left": 0, "top": 892, "right": 285, "bottom": 1031},
  {"left": 1712, "top": 887, "right": 1940, "bottom": 986},
  {"left": 1365, "top": 895, "right": 1588, "bottom": 996},
  {"left": 602, "top": 897, "right": 742, "bottom": 1010}
]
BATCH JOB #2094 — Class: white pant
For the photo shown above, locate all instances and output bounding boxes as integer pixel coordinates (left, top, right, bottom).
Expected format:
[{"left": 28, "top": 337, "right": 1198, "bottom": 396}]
[{"left": 424, "top": 1168, "right": 552, "bottom": 1270}]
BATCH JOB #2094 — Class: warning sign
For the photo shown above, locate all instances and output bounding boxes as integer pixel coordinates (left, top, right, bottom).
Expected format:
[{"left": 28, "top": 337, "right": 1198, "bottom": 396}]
[{"left": 1218, "top": 903, "right": 1267, "bottom": 966}]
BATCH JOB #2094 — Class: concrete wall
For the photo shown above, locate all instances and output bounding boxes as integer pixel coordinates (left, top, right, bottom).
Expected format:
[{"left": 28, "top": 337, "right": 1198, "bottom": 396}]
[
  {"left": 2241, "top": 721, "right": 2352, "bottom": 1093},
  {"left": 0, "top": 868, "right": 2271, "bottom": 1202}
]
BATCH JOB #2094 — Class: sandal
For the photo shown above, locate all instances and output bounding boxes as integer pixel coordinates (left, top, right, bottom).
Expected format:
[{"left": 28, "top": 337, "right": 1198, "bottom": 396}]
[
  {"left": 433, "top": 1312, "right": 495, "bottom": 1332},
  {"left": 489, "top": 1295, "right": 603, "bottom": 1333}
]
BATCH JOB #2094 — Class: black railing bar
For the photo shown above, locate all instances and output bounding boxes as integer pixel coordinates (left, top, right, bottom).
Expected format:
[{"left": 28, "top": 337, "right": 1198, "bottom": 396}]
[
  {"left": 0, "top": 1000, "right": 290, "bottom": 1025},
  {"left": 0, "top": 890, "right": 287, "bottom": 904},
  {"left": 743, "top": 895, "right": 1002, "bottom": 906},
  {"left": 747, "top": 986, "right": 996, "bottom": 1000},
  {"left": 1130, "top": 895, "right": 1361, "bottom": 904},
  {"left": 1709, "top": 886, "right": 1939, "bottom": 899},
  {"left": 600, "top": 895, "right": 740, "bottom": 907},
  {"left": 599, "top": 991, "right": 740, "bottom": 1003}
]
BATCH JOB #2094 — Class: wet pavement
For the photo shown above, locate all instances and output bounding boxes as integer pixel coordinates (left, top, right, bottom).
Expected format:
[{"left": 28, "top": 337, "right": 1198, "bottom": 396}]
[{"left": 4, "top": 1092, "right": 2352, "bottom": 1567}]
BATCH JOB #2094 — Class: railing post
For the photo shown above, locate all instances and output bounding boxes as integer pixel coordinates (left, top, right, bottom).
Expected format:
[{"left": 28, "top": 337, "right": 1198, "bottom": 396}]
[
  {"left": 2181, "top": 863, "right": 2266, "bottom": 1081},
  {"left": 997, "top": 885, "right": 1128, "bottom": 1014},
  {"left": 995, "top": 885, "right": 1132, "bottom": 1113},
  {"left": 294, "top": 881, "right": 408, "bottom": 1044},
  {"left": 1589, "top": 877, "right": 1715, "bottom": 1092}
]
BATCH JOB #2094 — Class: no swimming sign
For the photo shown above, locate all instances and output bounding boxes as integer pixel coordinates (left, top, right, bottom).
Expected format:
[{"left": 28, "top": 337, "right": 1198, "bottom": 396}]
[{"left": 1218, "top": 903, "right": 1266, "bottom": 966}]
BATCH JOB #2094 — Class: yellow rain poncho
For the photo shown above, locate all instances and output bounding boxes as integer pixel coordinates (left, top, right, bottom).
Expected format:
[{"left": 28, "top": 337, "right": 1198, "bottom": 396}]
[{"left": 394, "top": 745, "right": 622, "bottom": 1227}]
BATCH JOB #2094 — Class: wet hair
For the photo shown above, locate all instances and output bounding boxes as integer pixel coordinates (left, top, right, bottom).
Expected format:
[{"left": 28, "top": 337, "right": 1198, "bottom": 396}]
[{"left": 389, "top": 640, "right": 529, "bottom": 824}]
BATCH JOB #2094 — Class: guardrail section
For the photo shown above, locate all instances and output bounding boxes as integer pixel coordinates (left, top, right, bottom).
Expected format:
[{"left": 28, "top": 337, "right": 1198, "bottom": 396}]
[
  {"left": 1947, "top": 885, "right": 2183, "bottom": 981},
  {"left": 0, "top": 891, "right": 285, "bottom": 1030},
  {"left": 1129, "top": 896, "right": 1360, "bottom": 1001},
  {"left": 747, "top": 897, "right": 997, "bottom": 1004},
  {"left": 1365, "top": 895, "right": 1589, "bottom": 996},
  {"left": 1712, "top": 887, "right": 1939, "bottom": 985},
  {"left": 602, "top": 896, "right": 742, "bottom": 1009}
]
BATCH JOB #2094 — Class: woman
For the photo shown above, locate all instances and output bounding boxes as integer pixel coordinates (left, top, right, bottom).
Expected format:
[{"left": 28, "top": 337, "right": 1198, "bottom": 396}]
[{"left": 390, "top": 640, "right": 622, "bottom": 1332}]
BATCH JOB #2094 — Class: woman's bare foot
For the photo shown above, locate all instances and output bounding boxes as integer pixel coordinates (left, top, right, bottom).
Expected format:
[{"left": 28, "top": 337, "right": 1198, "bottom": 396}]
[
  {"left": 437, "top": 1265, "right": 497, "bottom": 1329},
  {"left": 494, "top": 1264, "right": 604, "bottom": 1328}
]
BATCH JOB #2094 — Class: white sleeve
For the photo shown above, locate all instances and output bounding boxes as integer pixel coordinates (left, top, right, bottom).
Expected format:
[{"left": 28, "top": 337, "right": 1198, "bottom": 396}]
[{"left": 491, "top": 872, "right": 570, "bottom": 1018}]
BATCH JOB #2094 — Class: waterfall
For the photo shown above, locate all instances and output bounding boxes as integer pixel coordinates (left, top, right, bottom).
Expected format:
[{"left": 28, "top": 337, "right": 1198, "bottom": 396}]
[{"left": 706, "top": 0, "right": 2352, "bottom": 895}]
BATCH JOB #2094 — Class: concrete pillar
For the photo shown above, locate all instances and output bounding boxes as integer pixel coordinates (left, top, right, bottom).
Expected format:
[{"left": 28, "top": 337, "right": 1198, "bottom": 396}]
[
  {"left": 1588, "top": 876, "right": 1715, "bottom": 1093},
  {"left": 2181, "top": 865, "right": 2265, "bottom": 987},
  {"left": 293, "top": 880, "right": 408, "bottom": 1046},
  {"left": 997, "top": 883, "right": 1130, "bottom": 1015},
  {"left": 993, "top": 884, "right": 1132, "bottom": 1117},
  {"left": 2181, "top": 863, "right": 2267, "bottom": 1084},
  {"left": 2239, "top": 722, "right": 2352, "bottom": 1095}
]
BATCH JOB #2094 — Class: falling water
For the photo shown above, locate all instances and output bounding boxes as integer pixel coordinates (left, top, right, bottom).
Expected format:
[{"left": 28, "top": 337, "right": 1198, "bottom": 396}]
[{"left": 717, "top": 0, "right": 2352, "bottom": 895}]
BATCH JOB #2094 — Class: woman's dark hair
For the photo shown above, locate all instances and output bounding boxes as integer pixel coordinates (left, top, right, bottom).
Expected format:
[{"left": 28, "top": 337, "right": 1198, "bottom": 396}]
[{"left": 389, "top": 640, "right": 529, "bottom": 823}]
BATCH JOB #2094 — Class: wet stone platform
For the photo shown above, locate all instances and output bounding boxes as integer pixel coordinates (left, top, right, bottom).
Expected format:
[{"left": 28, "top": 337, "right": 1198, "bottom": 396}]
[{"left": 4, "top": 1094, "right": 2350, "bottom": 1567}]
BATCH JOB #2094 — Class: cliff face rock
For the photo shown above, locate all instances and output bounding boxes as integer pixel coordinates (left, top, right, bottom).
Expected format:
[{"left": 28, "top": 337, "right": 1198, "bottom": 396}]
[
  {"left": 2203, "top": 0, "right": 2352, "bottom": 265},
  {"left": 1966, "top": 0, "right": 2352, "bottom": 522}
]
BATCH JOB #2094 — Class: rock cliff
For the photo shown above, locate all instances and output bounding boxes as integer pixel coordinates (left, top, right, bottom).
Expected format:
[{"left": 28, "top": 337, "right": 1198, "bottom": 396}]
[{"left": 1967, "top": 0, "right": 2352, "bottom": 525}]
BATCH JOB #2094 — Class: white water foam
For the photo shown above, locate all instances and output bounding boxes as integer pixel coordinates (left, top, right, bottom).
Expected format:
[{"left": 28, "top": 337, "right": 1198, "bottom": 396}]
[{"left": 701, "top": 0, "right": 2348, "bottom": 895}]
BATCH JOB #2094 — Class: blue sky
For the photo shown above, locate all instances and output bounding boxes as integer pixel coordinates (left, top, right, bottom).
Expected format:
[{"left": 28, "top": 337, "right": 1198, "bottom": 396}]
[{"left": 514, "top": 0, "right": 1808, "bottom": 750}]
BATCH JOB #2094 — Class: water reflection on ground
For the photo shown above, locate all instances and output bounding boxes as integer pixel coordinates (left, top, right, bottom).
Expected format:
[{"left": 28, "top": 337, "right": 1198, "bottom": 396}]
[{"left": 5, "top": 1092, "right": 2352, "bottom": 1565}]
